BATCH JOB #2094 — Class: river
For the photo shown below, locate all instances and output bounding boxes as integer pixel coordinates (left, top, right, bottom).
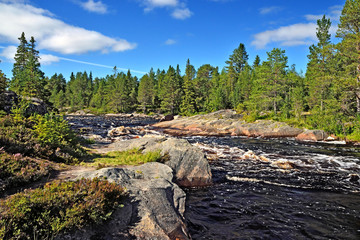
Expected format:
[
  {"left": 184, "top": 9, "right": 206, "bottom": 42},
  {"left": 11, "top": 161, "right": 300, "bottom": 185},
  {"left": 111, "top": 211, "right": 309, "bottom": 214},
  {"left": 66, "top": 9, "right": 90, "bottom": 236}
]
[
  {"left": 183, "top": 136, "right": 360, "bottom": 240},
  {"left": 66, "top": 115, "right": 360, "bottom": 239}
]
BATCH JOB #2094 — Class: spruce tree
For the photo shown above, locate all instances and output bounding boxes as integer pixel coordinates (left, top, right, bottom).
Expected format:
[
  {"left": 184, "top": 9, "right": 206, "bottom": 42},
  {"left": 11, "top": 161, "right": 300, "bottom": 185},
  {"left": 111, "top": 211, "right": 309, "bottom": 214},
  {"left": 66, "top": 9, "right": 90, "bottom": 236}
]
[
  {"left": 336, "top": 0, "right": 360, "bottom": 114},
  {"left": 306, "top": 15, "right": 334, "bottom": 112},
  {"left": 180, "top": 59, "right": 197, "bottom": 115}
]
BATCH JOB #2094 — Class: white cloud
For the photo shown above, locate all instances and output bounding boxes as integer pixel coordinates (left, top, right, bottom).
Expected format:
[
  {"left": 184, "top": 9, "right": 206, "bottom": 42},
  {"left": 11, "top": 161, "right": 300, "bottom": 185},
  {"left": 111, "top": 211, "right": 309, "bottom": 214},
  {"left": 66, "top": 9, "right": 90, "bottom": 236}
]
[
  {"left": 171, "top": 8, "right": 192, "bottom": 20},
  {"left": 144, "top": 0, "right": 178, "bottom": 10},
  {"left": 252, "top": 5, "right": 342, "bottom": 49},
  {"left": 80, "top": 0, "right": 108, "bottom": 14},
  {"left": 251, "top": 23, "right": 317, "bottom": 49},
  {"left": 39, "top": 54, "right": 60, "bottom": 65},
  {"left": 0, "top": 2, "right": 136, "bottom": 55},
  {"left": 165, "top": 39, "right": 176, "bottom": 45},
  {"left": 0, "top": 45, "right": 16, "bottom": 61},
  {"left": 138, "top": 0, "right": 192, "bottom": 20},
  {"left": 259, "top": 6, "right": 282, "bottom": 15}
]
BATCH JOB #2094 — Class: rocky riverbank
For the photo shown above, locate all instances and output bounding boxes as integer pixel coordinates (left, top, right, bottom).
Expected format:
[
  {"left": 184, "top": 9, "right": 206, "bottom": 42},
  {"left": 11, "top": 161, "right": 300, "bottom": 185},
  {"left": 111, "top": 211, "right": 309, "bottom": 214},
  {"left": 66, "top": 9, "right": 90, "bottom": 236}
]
[
  {"left": 153, "top": 110, "right": 333, "bottom": 142},
  {"left": 58, "top": 131, "right": 211, "bottom": 239}
]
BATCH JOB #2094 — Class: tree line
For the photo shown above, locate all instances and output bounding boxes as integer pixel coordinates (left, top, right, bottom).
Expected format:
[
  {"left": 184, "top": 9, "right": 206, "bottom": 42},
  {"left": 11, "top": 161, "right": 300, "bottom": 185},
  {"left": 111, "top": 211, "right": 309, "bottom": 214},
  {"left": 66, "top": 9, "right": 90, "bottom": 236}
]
[{"left": 1, "top": 0, "right": 359, "bottom": 138}]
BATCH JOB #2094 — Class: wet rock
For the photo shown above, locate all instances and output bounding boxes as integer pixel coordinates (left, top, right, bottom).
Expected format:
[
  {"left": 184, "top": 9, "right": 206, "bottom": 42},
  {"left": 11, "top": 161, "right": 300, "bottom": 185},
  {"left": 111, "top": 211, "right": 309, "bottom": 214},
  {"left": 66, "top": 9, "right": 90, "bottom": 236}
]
[
  {"left": 296, "top": 130, "right": 329, "bottom": 142},
  {"left": 108, "top": 126, "right": 133, "bottom": 137},
  {"left": 77, "top": 163, "right": 190, "bottom": 240},
  {"left": 160, "top": 114, "right": 174, "bottom": 122},
  {"left": 100, "top": 136, "right": 212, "bottom": 187}
]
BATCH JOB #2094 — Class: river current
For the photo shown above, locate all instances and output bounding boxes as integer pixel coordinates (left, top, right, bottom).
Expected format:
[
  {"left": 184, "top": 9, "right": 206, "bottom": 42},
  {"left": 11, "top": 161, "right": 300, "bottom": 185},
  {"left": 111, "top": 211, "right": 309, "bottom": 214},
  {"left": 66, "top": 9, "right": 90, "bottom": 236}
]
[
  {"left": 183, "top": 136, "right": 360, "bottom": 240},
  {"left": 66, "top": 116, "right": 360, "bottom": 239}
]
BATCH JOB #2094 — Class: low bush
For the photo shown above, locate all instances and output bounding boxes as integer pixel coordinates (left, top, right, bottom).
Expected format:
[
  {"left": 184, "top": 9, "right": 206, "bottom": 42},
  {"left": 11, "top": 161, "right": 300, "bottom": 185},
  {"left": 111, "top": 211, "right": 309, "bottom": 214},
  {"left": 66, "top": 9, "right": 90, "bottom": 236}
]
[
  {"left": 0, "top": 113, "right": 86, "bottom": 164},
  {"left": 0, "top": 178, "right": 126, "bottom": 239},
  {"left": 0, "top": 151, "right": 52, "bottom": 195}
]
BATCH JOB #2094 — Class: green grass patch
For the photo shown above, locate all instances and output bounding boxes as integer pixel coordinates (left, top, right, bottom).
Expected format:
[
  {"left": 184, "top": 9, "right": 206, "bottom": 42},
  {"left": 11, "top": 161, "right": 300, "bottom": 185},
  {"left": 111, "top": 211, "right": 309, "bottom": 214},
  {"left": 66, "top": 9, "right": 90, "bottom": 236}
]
[
  {"left": 0, "top": 178, "right": 126, "bottom": 239},
  {"left": 85, "top": 148, "right": 164, "bottom": 169}
]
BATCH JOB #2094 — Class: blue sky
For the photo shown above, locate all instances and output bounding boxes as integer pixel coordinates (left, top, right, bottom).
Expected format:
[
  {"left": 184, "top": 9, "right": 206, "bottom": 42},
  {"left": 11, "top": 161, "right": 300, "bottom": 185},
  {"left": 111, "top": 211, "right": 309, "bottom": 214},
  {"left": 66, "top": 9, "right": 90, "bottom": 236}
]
[{"left": 0, "top": 0, "right": 345, "bottom": 80}]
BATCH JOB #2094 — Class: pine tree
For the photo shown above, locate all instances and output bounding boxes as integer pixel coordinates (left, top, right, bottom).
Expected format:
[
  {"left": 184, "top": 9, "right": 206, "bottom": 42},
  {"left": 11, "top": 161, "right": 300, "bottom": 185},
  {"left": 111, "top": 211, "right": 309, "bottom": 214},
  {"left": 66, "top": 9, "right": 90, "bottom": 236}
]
[
  {"left": 226, "top": 43, "right": 249, "bottom": 73},
  {"left": 10, "top": 32, "right": 28, "bottom": 94},
  {"left": 161, "top": 66, "right": 183, "bottom": 114},
  {"left": 306, "top": 15, "right": 334, "bottom": 112},
  {"left": 10, "top": 33, "right": 47, "bottom": 99},
  {"left": 138, "top": 72, "right": 155, "bottom": 113},
  {"left": 250, "top": 48, "right": 288, "bottom": 114},
  {"left": 180, "top": 59, "right": 197, "bottom": 115},
  {"left": 336, "top": 0, "right": 360, "bottom": 114},
  {"left": 194, "top": 64, "right": 214, "bottom": 112}
]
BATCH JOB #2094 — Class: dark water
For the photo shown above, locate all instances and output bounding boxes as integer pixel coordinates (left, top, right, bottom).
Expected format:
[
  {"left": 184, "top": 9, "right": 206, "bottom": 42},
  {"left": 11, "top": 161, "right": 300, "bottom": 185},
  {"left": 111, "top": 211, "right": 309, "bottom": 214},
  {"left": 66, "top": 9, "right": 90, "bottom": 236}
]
[{"left": 184, "top": 137, "right": 360, "bottom": 240}]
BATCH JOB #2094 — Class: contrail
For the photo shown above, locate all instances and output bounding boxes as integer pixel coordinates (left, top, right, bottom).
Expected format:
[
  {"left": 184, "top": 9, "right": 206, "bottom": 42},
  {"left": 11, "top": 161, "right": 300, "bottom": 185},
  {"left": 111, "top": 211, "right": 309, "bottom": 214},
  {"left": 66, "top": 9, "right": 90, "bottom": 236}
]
[{"left": 59, "top": 57, "right": 147, "bottom": 75}]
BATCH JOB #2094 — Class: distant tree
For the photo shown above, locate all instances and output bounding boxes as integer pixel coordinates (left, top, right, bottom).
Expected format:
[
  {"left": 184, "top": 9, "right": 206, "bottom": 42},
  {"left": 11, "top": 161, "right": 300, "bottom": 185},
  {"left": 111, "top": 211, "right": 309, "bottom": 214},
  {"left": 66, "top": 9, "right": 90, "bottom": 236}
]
[
  {"left": 226, "top": 43, "right": 249, "bottom": 73},
  {"left": 194, "top": 64, "right": 214, "bottom": 112},
  {"left": 306, "top": 15, "right": 334, "bottom": 112},
  {"left": 336, "top": 0, "right": 360, "bottom": 114},
  {"left": 253, "top": 55, "right": 261, "bottom": 68},
  {"left": 138, "top": 71, "right": 155, "bottom": 113},
  {"left": 0, "top": 61, "right": 7, "bottom": 94},
  {"left": 161, "top": 66, "right": 183, "bottom": 114},
  {"left": 180, "top": 59, "right": 197, "bottom": 115},
  {"left": 250, "top": 48, "right": 288, "bottom": 113}
]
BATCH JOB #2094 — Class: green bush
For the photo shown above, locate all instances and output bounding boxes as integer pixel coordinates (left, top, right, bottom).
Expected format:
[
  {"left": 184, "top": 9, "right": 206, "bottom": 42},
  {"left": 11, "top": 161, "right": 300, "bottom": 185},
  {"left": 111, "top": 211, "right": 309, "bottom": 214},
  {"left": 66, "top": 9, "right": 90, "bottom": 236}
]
[
  {"left": 0, "top": 178, "right": 126, "bottom": 239},
  {"left": 0, "top": 113, "right": 86, "bottom": 164},
  {"left": 0, "top": 151, "right": 52, "bottom": 195}
]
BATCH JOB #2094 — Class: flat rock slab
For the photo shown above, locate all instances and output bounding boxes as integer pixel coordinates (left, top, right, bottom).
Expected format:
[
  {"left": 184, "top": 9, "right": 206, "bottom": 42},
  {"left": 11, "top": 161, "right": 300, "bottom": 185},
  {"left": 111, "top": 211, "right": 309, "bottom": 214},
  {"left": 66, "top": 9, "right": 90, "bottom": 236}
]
[{"left": 153, "top": 110, "right": 304, "bottom": 138}]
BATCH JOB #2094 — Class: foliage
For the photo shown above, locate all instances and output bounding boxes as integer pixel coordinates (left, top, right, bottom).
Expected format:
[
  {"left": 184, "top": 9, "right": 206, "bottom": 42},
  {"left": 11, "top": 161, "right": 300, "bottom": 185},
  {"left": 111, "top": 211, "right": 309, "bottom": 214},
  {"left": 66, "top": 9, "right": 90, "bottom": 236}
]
[
  {"left": 87, "top": 148, "right": 163, "bottom": 168},
  {"left": 0, "top": 151, "right": 52, "bottom": 195},
  {"left": 10, "top": 33, "right": 47, "bottom": 100},
  {"left": 0, "top": 178, "right": 126, "bottom": 239},
  {"left": 0, "top": 113, "right": 85, "bottom": 164}
]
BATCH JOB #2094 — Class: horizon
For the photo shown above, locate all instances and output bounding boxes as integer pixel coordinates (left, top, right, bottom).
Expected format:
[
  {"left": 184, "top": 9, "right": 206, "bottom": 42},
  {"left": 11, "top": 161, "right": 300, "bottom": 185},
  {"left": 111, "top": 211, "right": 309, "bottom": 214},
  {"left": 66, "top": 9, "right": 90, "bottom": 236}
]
[{"left": 0, "top": 0, "right": 345, "bottom": 80}]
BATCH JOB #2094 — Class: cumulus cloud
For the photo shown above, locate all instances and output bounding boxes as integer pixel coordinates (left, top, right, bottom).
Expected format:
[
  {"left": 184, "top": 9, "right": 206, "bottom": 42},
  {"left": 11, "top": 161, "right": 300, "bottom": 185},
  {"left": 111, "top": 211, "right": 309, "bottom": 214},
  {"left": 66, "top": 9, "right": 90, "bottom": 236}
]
[
  {"left": 252, "top": 5, "right": 342, "bottom": 49},
  {"left": 79, "top": 0, "right": 108, "bottom": 14},
  {"left": 251, "top": 23, "right": 317, "bottom": 49},
  {"left": 138, "top": 0, "right": 192, "bottom": 20},
  {"left": 165, "top": 39, "right": 176, "bottom": 45},
  {"left": 0, "top": 2, "right": 136, "bottom": 54}
]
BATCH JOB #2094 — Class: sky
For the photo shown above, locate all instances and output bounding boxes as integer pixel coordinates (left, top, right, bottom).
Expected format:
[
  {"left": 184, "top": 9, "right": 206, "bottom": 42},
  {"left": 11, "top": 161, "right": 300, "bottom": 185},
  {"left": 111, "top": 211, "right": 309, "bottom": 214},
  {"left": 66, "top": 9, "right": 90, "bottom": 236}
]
[{"left": 0, "top": 0, "right": 346, "bottom": 80}]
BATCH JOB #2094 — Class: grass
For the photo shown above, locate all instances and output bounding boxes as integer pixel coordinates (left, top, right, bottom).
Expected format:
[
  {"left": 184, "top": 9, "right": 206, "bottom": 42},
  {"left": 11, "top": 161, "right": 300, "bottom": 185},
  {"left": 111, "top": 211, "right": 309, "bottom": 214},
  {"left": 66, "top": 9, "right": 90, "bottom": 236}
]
[{"left": 83, "top": 148, "right": 164, "bottom": 169}]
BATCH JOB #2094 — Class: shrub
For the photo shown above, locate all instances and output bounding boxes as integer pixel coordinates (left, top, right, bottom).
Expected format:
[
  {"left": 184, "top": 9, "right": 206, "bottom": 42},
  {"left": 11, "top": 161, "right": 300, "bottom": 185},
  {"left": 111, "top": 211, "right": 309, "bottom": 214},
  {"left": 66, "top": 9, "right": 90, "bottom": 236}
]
[
  {"left": 0, "top": 178, "right": 126, "bottom": 239},
  {"left": 0, "top": 113, "right": 86, "bottom": 164},
  {"left": 0, "top": 151, "right": 52, "bottom": 195}
]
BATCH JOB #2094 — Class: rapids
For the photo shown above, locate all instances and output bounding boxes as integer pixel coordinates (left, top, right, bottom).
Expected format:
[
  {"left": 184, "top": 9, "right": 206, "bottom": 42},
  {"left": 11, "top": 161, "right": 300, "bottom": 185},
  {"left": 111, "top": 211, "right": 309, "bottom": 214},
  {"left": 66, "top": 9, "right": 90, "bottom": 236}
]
[{"left": 184, "top": 136, "right": 360, "bottom": 239}]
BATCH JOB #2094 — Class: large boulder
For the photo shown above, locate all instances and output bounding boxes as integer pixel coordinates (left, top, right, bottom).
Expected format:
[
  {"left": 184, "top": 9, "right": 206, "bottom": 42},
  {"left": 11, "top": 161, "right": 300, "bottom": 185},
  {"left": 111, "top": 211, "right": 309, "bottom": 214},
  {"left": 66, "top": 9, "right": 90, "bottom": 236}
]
[
  {"left": 0, "top": 91, "right": 48, "bottom": 115},
  {"left": 73, "top": 163, "right": 190, "bottom": 240},
  {"left": 296, "top": 130, "right": 329, "bottom": 142},
  {"left": 100, "top": 136, "right": 212, "bottom": 187},
  {"left": 0, "top": 90, "right": 18, "bottom": 113}
]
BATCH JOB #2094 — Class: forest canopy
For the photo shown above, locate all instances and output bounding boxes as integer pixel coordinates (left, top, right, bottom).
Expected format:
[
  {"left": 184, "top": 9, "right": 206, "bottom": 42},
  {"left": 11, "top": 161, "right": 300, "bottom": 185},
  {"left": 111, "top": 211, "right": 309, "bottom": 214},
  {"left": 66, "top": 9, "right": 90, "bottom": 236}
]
[{"left": 1, "top": 0, "right": 360, "bottom": 140}]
